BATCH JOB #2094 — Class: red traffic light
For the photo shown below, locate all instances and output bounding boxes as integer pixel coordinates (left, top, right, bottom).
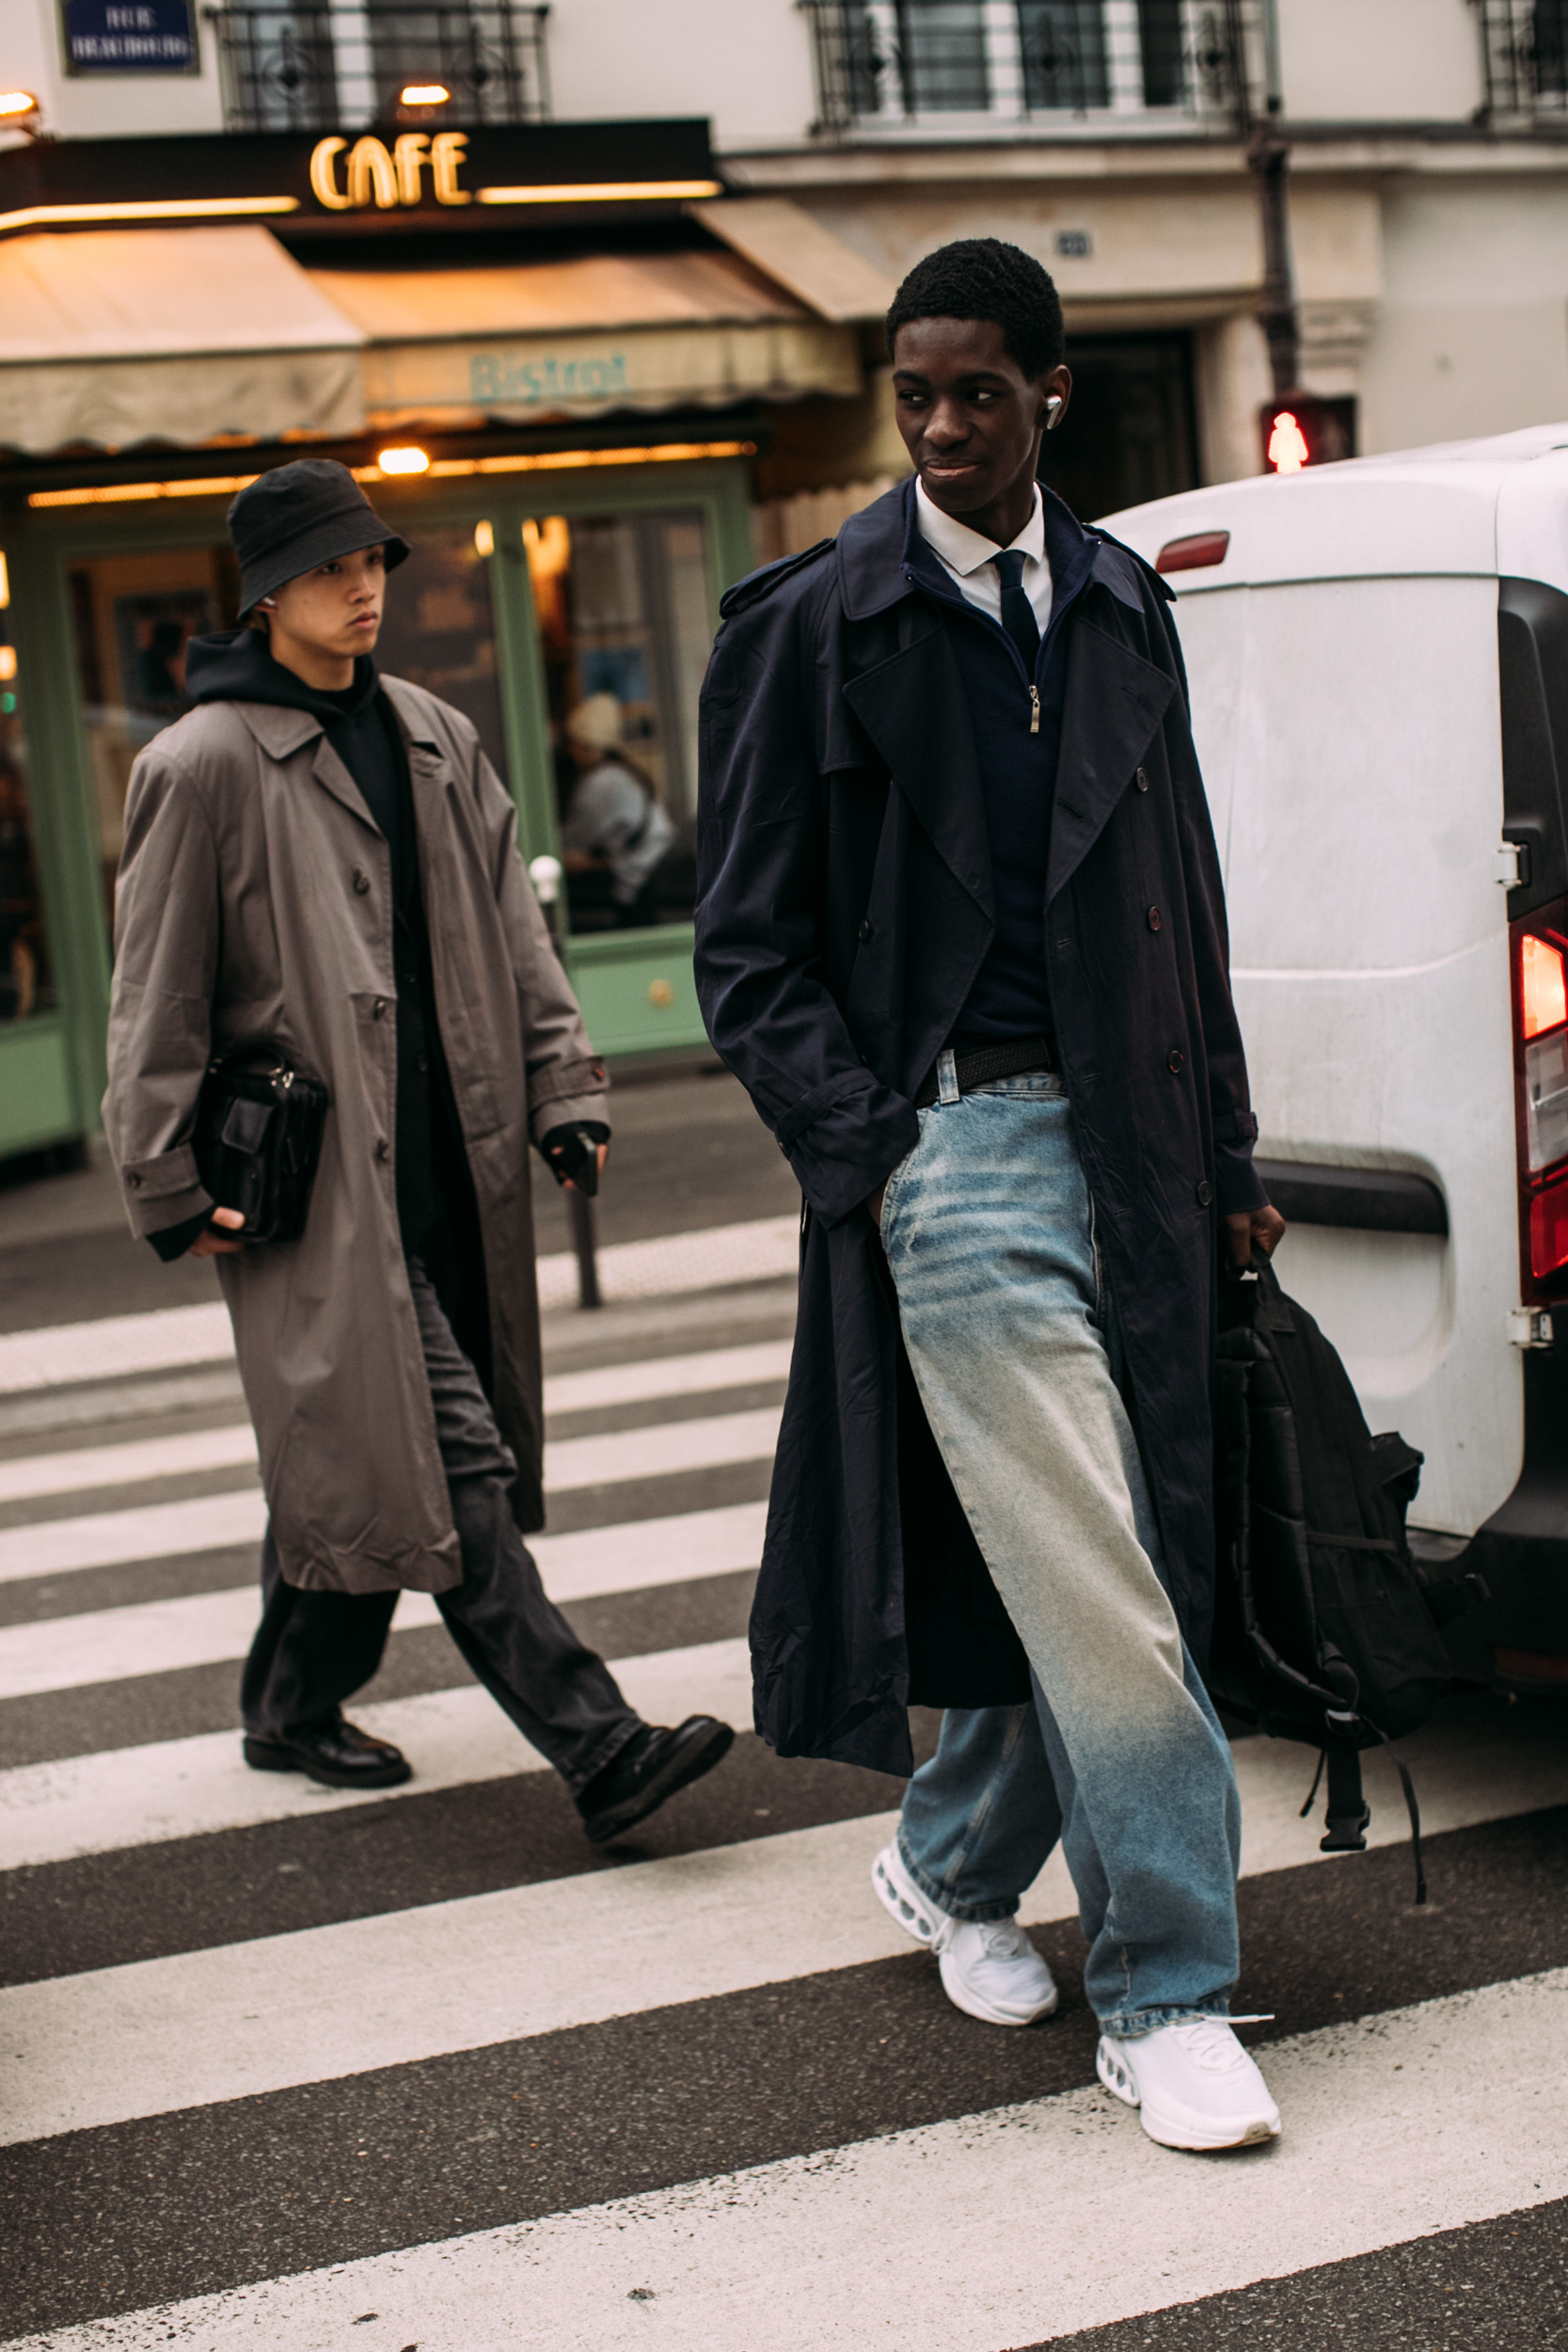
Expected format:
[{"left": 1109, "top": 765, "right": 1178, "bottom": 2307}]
[{"left": 1259, "top": 395, "right": 1356, "bottom": 474}]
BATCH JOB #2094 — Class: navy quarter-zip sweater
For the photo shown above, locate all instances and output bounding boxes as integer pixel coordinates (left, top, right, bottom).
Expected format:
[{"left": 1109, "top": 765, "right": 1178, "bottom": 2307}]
[{"left": 905, "top": 486, "right": 1099, "bottom": 1051}]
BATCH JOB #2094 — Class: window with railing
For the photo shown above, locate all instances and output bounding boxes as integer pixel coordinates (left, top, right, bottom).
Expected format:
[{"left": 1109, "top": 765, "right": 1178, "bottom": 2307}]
[
  {"left": 804, "top": 0, "right": 1258, "bottom": 134},
  {"left": 207, "top": 1, "right": 550, "bottom": 133},
  {"left": 1475, "top": 0, "right": 1568, "bottom": 123}
]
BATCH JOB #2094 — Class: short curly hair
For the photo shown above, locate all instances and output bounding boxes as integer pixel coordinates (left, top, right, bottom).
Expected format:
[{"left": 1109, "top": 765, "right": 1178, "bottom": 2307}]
[{"left": 886, "top": 238, "right": 1065, "bottom": 379}]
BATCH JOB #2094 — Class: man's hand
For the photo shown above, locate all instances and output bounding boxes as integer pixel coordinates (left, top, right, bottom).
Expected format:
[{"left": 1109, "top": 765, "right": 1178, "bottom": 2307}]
[
  {"left": 1225, "top": 1203, "right": 1287, "bottom": 1270},
  {"left": 190, "top": 1206, "right": 247, "bottom": 1258}
]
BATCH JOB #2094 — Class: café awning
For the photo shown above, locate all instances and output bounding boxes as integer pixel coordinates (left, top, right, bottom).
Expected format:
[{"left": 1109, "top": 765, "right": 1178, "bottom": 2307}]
[
  {"left": 0, "top": 226, "right": 365, "bottom": 454},
  {"left": 309, "top": 238, "right": 865, "bottom": 431},
  {"left": 0, "top": 201, "right": 883, "bottom": 456}
]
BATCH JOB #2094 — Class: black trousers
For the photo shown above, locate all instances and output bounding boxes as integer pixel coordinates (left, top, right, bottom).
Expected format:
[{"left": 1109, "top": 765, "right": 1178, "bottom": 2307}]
[{"left": 239, "top": 1256, "right": 641, "bottom": 1796}]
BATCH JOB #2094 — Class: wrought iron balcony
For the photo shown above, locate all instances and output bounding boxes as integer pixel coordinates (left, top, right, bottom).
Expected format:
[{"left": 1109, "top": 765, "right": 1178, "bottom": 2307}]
[
  {"left": 801, "top": 0, "right": 1259, "bottom": 136},
  {"left": 1475, "top": 0, "right": 1568, "bottom": 126},
  {"left": 208, "top": 2, "right": 551, "bottom": 133}
]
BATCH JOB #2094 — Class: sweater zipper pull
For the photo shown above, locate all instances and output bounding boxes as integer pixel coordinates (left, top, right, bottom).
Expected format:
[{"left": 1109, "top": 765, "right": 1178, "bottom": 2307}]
[{"left": 1028, "top": 685, "right": 1040, "bottom": 736}]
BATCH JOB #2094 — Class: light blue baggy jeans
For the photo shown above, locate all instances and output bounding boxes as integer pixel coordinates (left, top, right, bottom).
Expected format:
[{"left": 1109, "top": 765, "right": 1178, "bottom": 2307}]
[{"left": 879, "top": 1064, "right": 1242, "bottom": 2036}]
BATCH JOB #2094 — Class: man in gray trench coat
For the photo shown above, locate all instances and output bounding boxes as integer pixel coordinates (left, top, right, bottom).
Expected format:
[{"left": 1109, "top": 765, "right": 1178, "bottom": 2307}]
[{"left": 103, "top": 460, "right": 732, "bottom": 1844}]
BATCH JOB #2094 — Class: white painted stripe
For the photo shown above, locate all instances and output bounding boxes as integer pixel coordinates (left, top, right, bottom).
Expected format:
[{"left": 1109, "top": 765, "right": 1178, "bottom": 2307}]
[
  {"left": 0, "top": 1343, "right": 790, "bottom": 1513},
  {"left": 1, "top": 1698, "right": 1559, "bottom": 2143},
  {"left": 4, "top": 1683, "right": 1560, "bottom": 1883},
  {"left": 544, "top": 1405, "right": 779, "bottom": 1493},
  {"left": 22, "top": 1969, "right": 1561, "bottom": 2352},
  {"left": 0, "top": 1488, "right": 267, "bottom": 1584},
  {"left": 0, "top": 1303, "right": 233, "bottom": 1396},
  {"left": 0, "top": 1216, "right": 800, "bottom": 1396},
  {"left": 545, "top": 1338, "right": 793, "bottom": 1417},
  {"left": 0, "top": 1811, "right": 907, "bottom": 2144},
  {"left": 533, "top": 1215, "right": 799, "bottom": 1311},
  {"left": 0, "top": 1399, "right": 777, "bottom": 1520},
  {"left": 0, "top": 1422, "right": 259, "bottom": 1506},
  {"left": 0, "top": 1418, "right": 775, "bottom": 1586},
  {"left": 0, "top": 1502, "right": 768, "bottom": 1696},
  {"left": 0, "top": 1639, "right": 753, "bottom": 1868}
]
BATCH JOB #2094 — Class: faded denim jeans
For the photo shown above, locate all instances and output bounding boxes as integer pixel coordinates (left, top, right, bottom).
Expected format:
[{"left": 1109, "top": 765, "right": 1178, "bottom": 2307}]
[{"left": 879, "top": 1065, "right": 1242, "bottom": 2036}]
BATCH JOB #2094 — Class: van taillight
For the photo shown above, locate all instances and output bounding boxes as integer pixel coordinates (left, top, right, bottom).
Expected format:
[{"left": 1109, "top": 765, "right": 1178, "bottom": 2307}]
[{"left": 1512, "top": 904, "right": 1568, "bottom": 1295}]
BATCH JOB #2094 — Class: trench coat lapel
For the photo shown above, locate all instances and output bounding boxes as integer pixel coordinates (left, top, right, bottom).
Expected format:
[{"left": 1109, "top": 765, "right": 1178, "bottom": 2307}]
[
  {"left": 843, "top": 612, "right": 995, "bottom": 923},
  {"left": 1047, "top": 617, "right": 1177, "bottom": 906},
  {"left": 309, "top": 736, "right": 381, "bottom": 834}
]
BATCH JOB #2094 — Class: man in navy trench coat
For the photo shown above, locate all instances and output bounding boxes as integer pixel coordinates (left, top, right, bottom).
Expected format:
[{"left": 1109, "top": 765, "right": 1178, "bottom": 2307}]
[{"left": 695, "top": 241, "right": 1286, "bottom": 2153}]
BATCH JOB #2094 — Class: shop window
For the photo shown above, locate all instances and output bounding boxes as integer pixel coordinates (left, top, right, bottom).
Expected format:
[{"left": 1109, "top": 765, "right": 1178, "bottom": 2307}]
[
  {"left": 68, "top": 544, "right": 240, "bottom": 943},
  {"left": 372, "top": 521, "right": 507, "bottom": 777},
  {"left": 0, "top": 580, "right": 56, "bottom": 1025},
  {"left": 525, "top": 508, "right": 709, "bottom": 936}
]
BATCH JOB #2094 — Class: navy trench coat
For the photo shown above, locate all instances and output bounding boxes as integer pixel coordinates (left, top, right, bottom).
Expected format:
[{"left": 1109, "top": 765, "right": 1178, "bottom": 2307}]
[{"left": 694, "top": 482, "right": 1266, "bottom": 1778}]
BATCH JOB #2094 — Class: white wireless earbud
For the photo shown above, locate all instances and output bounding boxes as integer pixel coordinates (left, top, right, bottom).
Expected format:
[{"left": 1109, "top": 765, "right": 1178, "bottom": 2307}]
[{"left": 1045, "top": 395, "right": 1065, "bottom": 431}]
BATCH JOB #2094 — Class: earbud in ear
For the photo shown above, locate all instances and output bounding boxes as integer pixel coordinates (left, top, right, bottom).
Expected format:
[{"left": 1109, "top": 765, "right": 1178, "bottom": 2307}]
[{"left": 1045, "top": 396, "right": 1065, "bottom": 431}]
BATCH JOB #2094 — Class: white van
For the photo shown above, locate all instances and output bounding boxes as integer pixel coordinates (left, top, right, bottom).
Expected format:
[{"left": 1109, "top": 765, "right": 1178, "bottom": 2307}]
[{"left": 1103, "top": 422, "right": 1568, "bottom": 1696}]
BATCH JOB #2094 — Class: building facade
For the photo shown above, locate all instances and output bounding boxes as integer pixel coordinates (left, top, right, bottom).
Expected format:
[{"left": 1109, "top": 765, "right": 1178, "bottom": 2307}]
[{"left": 1, "top": 0, "right": 1565, "bottom": 1158}]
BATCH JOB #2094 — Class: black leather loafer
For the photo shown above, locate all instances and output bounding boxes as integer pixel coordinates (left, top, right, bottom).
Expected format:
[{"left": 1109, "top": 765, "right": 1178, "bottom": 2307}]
[
  {"left": 578, "top": 1715, "right": 735, "bottom": 1844},
  {"left": 243, "top": 1718, "right": 413, "bottom": 1789}
]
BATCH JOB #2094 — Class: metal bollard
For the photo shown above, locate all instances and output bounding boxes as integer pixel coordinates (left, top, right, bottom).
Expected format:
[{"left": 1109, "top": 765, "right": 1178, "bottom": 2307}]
[{"left": 529, "top": 855, "right": 602, "bottom": 1311}]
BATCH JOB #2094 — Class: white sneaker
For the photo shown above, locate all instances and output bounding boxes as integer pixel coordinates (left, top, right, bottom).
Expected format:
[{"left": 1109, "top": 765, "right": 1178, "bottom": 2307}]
[
  {"left": 872, "top": 1842, "right": 1058, "bottom": 2027},
  {"left": 1097, "top": 2017, "right": 1281, "bottom": 2151}
]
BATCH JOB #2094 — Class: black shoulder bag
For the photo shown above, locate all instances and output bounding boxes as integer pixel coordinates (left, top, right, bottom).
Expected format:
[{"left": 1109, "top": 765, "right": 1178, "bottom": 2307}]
[{"left": 194, "top": 1046, "right": 330, "bottom": 1244}]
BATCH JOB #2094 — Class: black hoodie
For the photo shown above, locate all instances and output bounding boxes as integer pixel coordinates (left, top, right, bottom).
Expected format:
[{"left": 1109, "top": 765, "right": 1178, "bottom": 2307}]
[{"left": 182, "top": 629, "right": 471, "bottom": 1268}]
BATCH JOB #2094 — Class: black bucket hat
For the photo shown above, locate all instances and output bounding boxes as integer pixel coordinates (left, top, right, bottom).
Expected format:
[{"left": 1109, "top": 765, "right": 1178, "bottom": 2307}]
[{"left": 228, "top": 459, "right": 411, "bottom": 618}]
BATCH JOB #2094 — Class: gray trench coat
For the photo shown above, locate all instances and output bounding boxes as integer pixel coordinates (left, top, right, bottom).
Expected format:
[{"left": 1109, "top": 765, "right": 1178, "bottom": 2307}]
[{"left": 103, "top": 677, "right": 609, "bottom": 1596}]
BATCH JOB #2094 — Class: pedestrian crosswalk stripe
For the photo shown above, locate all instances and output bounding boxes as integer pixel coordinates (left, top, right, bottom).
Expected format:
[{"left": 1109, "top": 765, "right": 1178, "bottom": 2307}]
[
  {"left": 0, "top": 1415, "right": 779, "bottom": 1586},
  {"left": 0, "top": 1217, "right": 799, "bottom": 1398},
  {"left": 0, "top": 1638, "right": 754, "bottom": 1868},
  {"left": 0, "top": 1501, "right": 768, "bottom": 1691},
  {"left": 543, "top": 1337, "right": 793, "bottom": 1417},
  {"left": 0, "top": 1811, "right": 913, "bottom": 2145},
  {"left": 0, "top": 1341, "right": 793, "bottom": 1513},
  {"left": 8, "top": 1267, "right": 1563, "bottom": 2352},
  {"left": 0, "top": 1422, "right": 259, "bottom": 1508},
  {"left": 10, "top": 1702, "right": 1568, "bottom": 2144},
  {"left": 0, "top": 1487, "right": 266, "bottom": 1583},
  {"left": 544, "top": 1404, "right": 782, "bottom": 1493},
  {"left": 20, "top": 1968, "right": 1554, "bottom": 2352}
]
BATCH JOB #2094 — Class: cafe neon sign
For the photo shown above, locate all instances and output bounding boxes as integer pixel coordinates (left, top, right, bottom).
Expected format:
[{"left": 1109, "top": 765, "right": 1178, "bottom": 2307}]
[{"left": 309, "top": 132, "right": 471, "bottom": 210}]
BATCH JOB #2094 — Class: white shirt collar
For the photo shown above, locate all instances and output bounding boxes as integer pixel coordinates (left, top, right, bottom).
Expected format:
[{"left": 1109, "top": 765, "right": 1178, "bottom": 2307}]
[{"left": 915, "top": 476, "right": 1045, "bottom": 579}]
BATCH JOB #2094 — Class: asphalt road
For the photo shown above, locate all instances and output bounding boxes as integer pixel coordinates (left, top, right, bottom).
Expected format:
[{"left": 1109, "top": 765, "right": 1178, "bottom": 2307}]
[{"left": 2, "top": 1093, "right": 1567, "bottom": 2349}]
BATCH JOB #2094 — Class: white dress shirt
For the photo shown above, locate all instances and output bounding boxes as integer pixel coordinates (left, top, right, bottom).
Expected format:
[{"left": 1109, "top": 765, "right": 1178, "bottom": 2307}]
[{"left": 914, "top": 477, "right": 1054, "bottom": 637}]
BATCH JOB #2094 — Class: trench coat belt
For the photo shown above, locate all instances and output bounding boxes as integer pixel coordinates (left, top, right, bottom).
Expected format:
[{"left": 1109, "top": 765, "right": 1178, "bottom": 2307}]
[{"left": 912, "top": 1033, "right": 1059, "bottom": 1110}]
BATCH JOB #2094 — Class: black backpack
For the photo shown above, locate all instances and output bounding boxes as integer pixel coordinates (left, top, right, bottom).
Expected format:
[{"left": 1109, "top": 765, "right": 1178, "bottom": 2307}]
[{"left": 1210, "top": 1254, "right": 1486, "bottom": 1902}]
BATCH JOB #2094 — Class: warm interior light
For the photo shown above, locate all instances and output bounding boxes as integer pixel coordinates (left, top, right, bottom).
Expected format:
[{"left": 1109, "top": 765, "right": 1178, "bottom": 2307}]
[
  {"left": 1522, "top": 933, "right": 1567, "bottom": 1040},
  {"left": 473, "top": 518, "right": 494, "bottom": 557},
  {"left": 0, "top": 646, "right": 15, "bottom": 683},
  {"left": 401, "top": 83, "right": 450, "bottom": 104},
  {"left": 1267, "top": 411, "right": 1310, "bottom": 474},
  {"left": 376, "top": 446, "right": 430, "bottom": 475},
  {"left": 0, "top": 90, "right": 39, "bottom": 119},
  {"left": 0, "top": 551, "right": 8, "bottom": 609}
]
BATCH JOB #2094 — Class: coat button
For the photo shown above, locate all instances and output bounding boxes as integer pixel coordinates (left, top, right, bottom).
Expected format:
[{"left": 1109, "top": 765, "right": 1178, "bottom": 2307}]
[
  {"left": 353, "top": 868, "right": 371, "bottom": 895},
  {"left": 375, "top": 1137, "right": 389, "bottom": 1161},
  {"left": 858, "top": 919, "right": 873, "bottom": 943},
  {"left": 1147, "top": 905, "right": 1162, "bottom": 932},
  {"left": 1135, "top": 767, "right": 1149, "bottom": 792},
  {"left": 1167, "top": 1049, "right": 1185, "bottom": 1074},
  {"left": 1196, "top": 1179, "right": 1213, "bottom": 1206},
  {"left": 372, "top": 998, "right": 387, "bottom": 1020}
]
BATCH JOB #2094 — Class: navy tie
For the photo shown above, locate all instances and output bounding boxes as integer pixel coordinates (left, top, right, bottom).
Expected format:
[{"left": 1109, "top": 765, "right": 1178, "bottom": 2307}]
[{"left": 993, "top": 548, "right": 1040, "bottom": 670}]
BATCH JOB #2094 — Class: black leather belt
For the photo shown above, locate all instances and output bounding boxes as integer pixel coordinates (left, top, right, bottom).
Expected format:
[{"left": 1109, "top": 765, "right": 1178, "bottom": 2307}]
[{"left": 913, "top": 1034, "right": 1058, "bottom": 1109}]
